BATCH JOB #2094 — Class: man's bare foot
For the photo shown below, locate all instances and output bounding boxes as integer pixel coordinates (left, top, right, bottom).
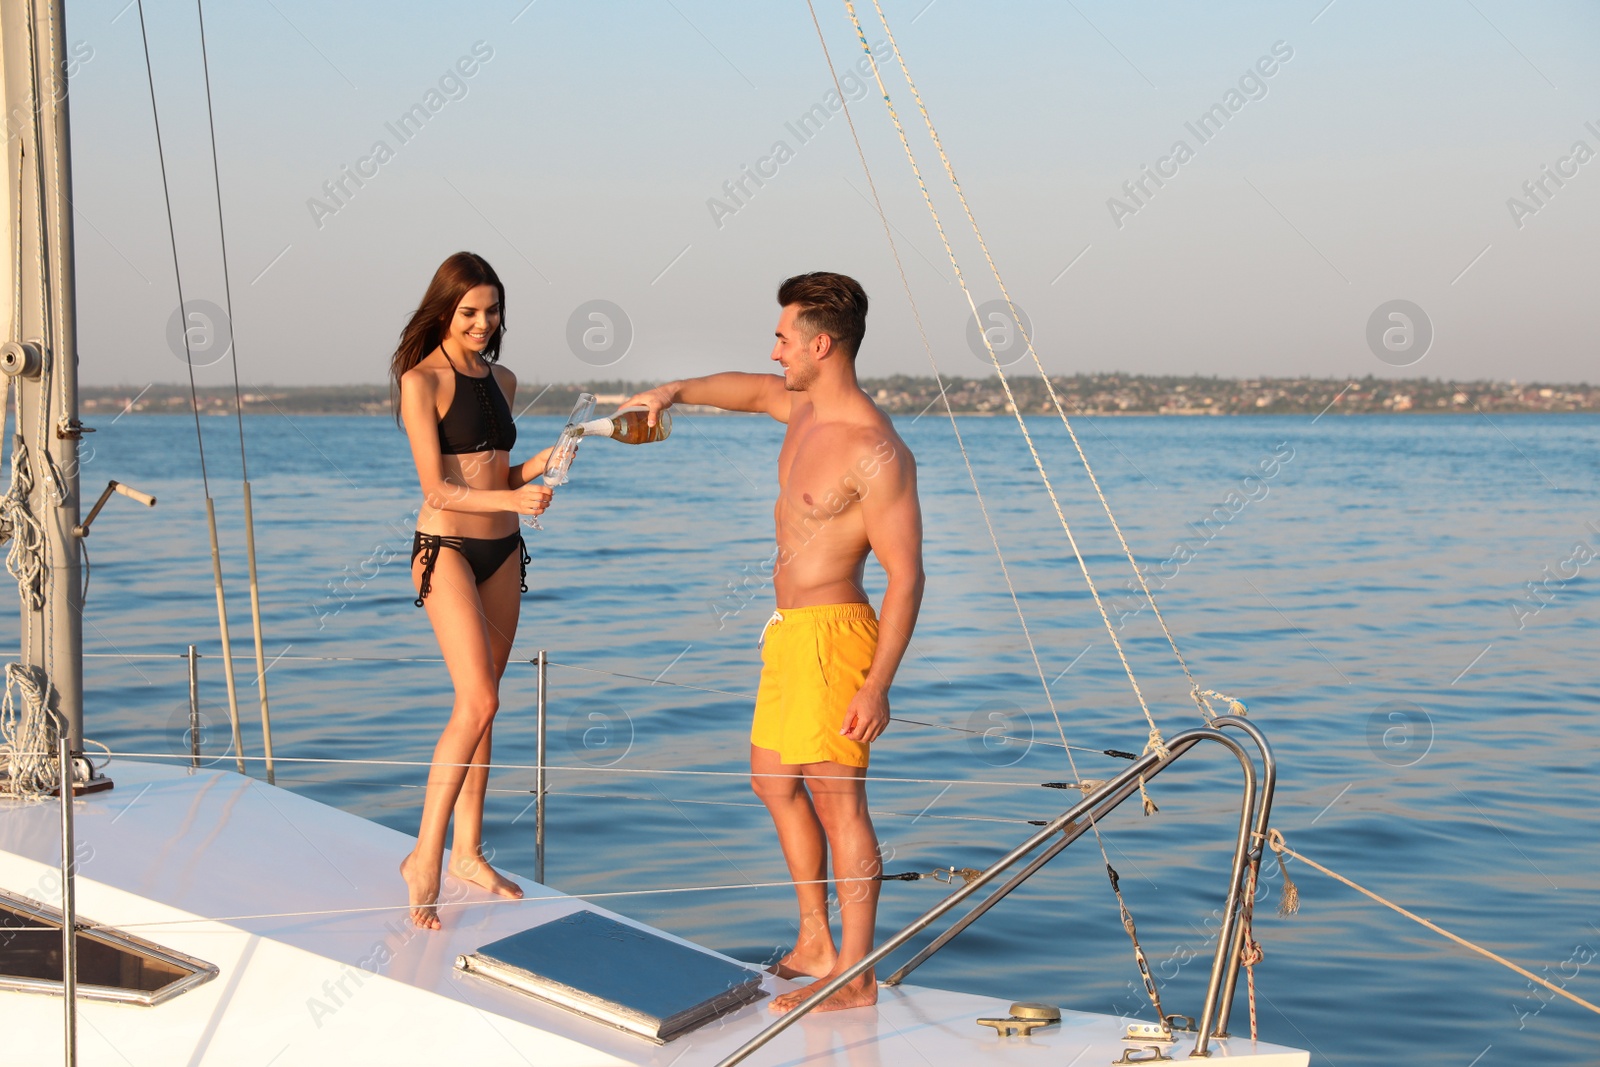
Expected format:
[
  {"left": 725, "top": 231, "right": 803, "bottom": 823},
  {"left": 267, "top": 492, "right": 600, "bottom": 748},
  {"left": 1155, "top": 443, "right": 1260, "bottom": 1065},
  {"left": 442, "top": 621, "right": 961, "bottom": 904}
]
[
  {"left": 767, "top": 944, "right": 837, "bottom": 980},
  {"left": 447, "top": 852, "right": 524, "bottom": 900},
  {"left": 769, "top": 969, "right": 878, "bottom": 1014},
  {"left": 399, "top": 851, "right": 441, "bottom": 930}
]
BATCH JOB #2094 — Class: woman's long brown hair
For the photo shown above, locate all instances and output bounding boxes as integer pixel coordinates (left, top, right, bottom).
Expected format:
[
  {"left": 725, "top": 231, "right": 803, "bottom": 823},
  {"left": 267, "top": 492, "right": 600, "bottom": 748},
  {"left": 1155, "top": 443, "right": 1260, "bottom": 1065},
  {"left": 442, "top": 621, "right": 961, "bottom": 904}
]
[{"left": 389, "top": 251, "right": 507, "bottom": 424}]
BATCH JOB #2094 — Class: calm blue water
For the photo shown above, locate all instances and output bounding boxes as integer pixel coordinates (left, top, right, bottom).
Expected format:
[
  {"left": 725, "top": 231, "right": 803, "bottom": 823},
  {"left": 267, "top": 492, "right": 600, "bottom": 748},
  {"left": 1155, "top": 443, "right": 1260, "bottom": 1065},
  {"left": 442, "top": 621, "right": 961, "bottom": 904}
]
[{"left": 9, "top": 410, "right": 1598, "bottom": 1063}]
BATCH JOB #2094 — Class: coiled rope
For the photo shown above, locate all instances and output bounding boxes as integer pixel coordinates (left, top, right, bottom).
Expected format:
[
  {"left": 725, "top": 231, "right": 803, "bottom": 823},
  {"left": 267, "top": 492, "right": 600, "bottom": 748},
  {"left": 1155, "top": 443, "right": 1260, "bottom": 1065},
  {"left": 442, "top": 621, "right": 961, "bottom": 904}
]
[
  {"left": 0, "top": 411, "right": 45, "bottom": 611},
  {"left": 0, "top": 664, "right": 59, "bottom": 798}
]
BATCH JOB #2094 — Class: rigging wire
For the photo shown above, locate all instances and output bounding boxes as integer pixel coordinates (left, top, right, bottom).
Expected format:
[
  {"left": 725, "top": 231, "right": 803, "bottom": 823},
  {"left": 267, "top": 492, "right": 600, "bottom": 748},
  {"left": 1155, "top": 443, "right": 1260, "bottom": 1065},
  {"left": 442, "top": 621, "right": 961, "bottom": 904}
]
[
  {"left": 132, "top": 0, "right": 247, "bottom": 774},
  {"left": 801, "top": 2, "right": 1097, "bottom": 804},
  {"left": 193, "top": 0, "right": 275, "bottom": 783},
  {"left": 861, "top": 0, "right": 1226, "bottom": 725},
  {"left": 842, "top": 0, "right": 1167, "bottom": 763},
  {"left": 133, "top": 1, "right": 207, "bottom": 499},
  {"left": 817, "top": 0, "right": 1170, "bottom": 1025},
  {"left": 193, "top": 0, "right": 246, "bottom": 486}
]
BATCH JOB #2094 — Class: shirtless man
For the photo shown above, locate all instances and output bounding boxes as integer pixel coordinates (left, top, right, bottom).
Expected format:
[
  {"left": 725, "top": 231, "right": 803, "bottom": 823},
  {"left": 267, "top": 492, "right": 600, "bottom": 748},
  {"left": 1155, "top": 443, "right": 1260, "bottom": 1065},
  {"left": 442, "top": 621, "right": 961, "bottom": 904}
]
[{"left": 624, "top": 272, "right": 923, "bottom": 1014}]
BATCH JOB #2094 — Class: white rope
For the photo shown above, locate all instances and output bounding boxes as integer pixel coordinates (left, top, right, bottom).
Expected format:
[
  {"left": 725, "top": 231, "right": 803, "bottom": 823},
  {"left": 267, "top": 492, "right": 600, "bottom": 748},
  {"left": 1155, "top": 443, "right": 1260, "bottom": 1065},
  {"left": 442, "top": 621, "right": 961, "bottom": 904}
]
[{"left": 0, "top": 663, "right": 60, "bottom": 799}]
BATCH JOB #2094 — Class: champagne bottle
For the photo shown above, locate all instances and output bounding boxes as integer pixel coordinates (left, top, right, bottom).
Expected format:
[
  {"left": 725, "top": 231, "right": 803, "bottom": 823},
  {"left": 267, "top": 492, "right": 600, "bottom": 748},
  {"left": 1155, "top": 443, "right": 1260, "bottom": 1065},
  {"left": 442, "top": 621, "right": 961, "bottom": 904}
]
[{"left": 576, "top": 406, "right": 672, "bottom": 444}]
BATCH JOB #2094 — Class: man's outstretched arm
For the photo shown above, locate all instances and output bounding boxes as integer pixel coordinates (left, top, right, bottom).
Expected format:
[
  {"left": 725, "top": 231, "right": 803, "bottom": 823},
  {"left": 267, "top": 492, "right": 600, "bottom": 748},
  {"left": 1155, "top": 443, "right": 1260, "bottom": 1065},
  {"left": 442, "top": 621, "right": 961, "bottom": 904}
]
[
  {"left": 842, "top": 435, "right": 925, "bottom": 744},
  {"left": 622, "top": 373, "right": 793, "bottom": 425}
]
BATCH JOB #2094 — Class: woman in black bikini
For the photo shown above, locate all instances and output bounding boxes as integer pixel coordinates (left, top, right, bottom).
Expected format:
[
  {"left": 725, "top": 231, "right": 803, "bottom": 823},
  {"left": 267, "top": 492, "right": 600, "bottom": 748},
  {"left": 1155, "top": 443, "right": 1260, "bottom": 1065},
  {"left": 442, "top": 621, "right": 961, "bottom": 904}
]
[{"left": 390, "top": 251, "right": 555, "bottom": 929}]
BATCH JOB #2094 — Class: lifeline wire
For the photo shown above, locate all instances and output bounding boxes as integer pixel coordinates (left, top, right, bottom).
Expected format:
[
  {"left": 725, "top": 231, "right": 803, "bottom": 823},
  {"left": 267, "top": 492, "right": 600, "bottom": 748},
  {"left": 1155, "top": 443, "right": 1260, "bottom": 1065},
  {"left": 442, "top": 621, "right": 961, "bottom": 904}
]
[
  {"left": 90, "top": 749, "right": 1054, "bottom": 790},
  {"left": 257, "top": 774, "right": 1044, "bottom": 827},
  {"left": 53, "top": 871, "right": 962, "bottom": 935},
  {"left": 66, "top": 648, "right": 1140, "bottom": 758}
]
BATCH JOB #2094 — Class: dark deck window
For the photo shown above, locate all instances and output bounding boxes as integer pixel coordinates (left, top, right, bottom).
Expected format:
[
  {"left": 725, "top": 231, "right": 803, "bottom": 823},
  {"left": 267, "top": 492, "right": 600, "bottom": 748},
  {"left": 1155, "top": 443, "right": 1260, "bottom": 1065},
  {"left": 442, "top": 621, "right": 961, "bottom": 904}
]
[{"left": 0, "top": 890, "right": 216, "bottom": 1005}]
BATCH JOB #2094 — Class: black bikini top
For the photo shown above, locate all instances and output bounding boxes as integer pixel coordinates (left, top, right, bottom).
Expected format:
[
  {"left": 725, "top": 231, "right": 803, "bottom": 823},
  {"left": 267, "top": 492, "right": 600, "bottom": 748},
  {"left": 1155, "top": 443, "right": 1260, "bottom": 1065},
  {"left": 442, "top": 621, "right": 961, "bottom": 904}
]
[{"left": 437, "top": 356, "right": 517, "bottom": 455}]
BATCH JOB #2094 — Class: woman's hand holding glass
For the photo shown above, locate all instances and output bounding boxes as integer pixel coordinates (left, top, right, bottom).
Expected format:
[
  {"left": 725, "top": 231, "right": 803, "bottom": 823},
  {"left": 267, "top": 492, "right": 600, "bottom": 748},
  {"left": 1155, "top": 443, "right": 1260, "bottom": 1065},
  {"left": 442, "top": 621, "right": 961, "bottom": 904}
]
[
  {"left": 512, "top": 480, "right": 553, "bottom": 527},
  {"left": 511, "top": 445, "right": 558, "bottom": 529},
  {"left": 522, "top": 393, "right": 596, "bottom": 530}
]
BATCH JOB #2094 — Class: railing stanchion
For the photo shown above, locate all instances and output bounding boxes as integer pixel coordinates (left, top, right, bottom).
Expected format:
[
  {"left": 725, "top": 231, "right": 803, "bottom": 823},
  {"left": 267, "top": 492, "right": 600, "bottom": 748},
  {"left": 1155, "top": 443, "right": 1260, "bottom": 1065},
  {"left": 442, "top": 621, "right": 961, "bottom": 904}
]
[
  {"left": 535, "top": 650, "right": 547, "bottom": 884},
  {"left": 187, "top": 645, "right": 201, "bottom": 768},
  {"left": 1210, "top": 716, "right": 1278, "bottom": 1041},
  {"left": 57, "top": 731, "right": 78, "bottom": 1067}
]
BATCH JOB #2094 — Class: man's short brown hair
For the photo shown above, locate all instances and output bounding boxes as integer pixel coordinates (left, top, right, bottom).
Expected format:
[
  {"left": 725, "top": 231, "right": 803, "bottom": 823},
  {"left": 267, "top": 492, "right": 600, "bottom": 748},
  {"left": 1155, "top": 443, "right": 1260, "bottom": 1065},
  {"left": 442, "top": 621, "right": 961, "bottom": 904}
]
[{"left": 777, "top": 272, "right": 868, "bottom": 358}]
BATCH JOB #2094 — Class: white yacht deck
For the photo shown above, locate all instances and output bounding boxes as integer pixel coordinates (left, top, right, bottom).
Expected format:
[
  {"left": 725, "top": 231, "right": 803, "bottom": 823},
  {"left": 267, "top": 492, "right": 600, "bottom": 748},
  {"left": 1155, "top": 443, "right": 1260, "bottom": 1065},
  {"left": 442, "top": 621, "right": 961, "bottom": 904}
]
[{"left": 0, "top": 760, "right": 1308, "bottom": 1065}]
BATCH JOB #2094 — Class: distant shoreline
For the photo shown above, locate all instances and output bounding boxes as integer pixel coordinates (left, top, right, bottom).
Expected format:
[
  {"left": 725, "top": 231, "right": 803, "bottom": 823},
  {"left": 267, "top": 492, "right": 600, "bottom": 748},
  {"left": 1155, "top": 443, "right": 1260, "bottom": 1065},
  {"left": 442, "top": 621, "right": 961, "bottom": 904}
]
[{"left": 80, "top": 375, "right": 1600, "bottom": 418}]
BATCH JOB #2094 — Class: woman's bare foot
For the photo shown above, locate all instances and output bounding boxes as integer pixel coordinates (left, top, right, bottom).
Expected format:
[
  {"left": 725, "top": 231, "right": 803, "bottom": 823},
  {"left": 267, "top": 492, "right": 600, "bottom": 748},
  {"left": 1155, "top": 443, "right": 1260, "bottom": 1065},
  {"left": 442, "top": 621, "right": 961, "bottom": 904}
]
[
  {"left": 399, "top": 851, "right": 442, "bottom": 930},
  {"left": 769, "top": 968, "right": 878, "bottom": 1014},
  {"left": 447, "top": 852, "right": 524, "bottom": 899},
  {"left": 767, "top": 944, "right": 836, "bottom": 980}
]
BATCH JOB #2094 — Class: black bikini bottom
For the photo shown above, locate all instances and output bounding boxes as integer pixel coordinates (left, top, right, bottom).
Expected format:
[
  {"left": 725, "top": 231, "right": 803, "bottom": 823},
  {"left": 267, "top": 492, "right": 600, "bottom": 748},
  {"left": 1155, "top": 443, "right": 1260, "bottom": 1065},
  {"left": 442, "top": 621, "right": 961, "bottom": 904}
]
[{"left": 411, "top": 531, "right": 530, "bottom": 607}]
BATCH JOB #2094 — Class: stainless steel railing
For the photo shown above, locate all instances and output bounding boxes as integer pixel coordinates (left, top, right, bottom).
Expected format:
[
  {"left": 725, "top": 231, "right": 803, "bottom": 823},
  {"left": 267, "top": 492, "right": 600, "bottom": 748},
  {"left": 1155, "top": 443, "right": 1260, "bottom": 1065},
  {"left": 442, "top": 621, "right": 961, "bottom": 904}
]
[{"left": 715, "top": 714, "right": 1276, "bottom": 1065}]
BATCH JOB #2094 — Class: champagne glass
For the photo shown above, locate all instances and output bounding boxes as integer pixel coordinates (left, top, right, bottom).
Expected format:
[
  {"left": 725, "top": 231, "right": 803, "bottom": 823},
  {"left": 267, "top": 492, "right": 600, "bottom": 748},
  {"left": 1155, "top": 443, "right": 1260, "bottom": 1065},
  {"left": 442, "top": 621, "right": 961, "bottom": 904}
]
[{"left": 523, "top": 393, "right": 596, "bottom": 530}]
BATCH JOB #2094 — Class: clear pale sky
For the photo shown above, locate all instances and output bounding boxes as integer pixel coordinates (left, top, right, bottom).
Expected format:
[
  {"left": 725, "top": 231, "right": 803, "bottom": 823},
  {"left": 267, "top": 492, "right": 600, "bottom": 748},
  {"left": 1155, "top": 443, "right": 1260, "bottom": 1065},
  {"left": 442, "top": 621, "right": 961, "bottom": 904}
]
[{"left": 64, "top": 0, "right": 1598, "bottom": 387}]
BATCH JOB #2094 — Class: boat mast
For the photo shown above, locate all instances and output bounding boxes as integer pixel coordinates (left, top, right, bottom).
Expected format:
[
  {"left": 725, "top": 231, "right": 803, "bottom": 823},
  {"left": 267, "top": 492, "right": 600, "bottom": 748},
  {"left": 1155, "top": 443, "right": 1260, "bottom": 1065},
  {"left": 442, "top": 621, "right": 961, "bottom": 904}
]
[{"left": 1, "top": 0, "right": 85, "bottom": 756}]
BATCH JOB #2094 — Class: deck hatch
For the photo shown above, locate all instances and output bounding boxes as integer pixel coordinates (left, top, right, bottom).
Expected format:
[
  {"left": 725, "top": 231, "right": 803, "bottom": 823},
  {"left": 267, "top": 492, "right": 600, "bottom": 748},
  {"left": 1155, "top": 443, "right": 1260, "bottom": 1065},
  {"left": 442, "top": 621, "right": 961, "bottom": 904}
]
[
  {"left": 0, "top": 889, "right": 218, "bottom": 1005},
  {"left": 455, "top": 909, "right": 764, "bottom": 1043}
]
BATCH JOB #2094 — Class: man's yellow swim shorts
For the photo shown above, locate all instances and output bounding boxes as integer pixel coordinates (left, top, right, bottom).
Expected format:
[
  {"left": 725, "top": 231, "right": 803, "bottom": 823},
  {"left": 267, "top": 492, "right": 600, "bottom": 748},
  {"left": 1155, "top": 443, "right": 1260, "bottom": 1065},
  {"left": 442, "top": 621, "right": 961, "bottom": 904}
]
[{"left": 751, "top": 603, "right": 879, "bottom": 768}]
